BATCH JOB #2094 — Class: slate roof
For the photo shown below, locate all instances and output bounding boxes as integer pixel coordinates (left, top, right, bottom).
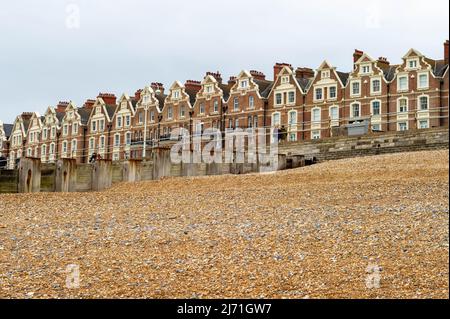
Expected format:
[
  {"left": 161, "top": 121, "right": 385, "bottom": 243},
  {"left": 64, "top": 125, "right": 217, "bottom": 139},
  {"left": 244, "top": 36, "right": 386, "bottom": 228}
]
[
  {"left": 78, "top": 107, "right": 91, "bottom": 125},
  {"left": 55, "top": 112, "right": 65, "bottom": 122},
  {"left": 105, "top": 104, "right": 117, "bottom": 121},
  {"left": 219, "top": 83, "right": 231, "bottom": 101},
  {"left": 185, "top": 88, "right": 199, "bottom": 106},
  {"left": 295, "top": 77, "right": 312, "bottom": 92},
  {"left": 433, "top": 60, "right": 449, "bottom": 77},
  {"left": 3, "top": 124, "right": 13, "bottom": 137},
  {"left": 254, "top": 79, "right": 274, "bottom": 98},
  {"left": 383, "top": 65, "right": 398, "bottom": 82},
  {"left": 336, "top": 71, "right": 350, "bottom": 86},
  {"left": 155, "top": 94, "right": 167, "bottom": 112}
]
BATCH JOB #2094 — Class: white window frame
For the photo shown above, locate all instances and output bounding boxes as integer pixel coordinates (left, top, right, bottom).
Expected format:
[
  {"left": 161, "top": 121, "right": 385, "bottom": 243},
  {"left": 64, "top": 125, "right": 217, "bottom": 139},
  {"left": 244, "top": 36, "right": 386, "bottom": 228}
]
[
  {"left": 328, "top": 86, "right": 337, "bottom": 100},
  {"left": 287, "top": 91, "right": 295, "bottom": 104},
  {"left": 398, "top": 122, "right": 408, "bottom": 131},
  {"left": 288, "top": 110, "right": 297, "bottom": 126},
  {"left": 370, "top": 77, "right": 382, "bottom": 95},
  {"left": 371, "top": 100, "right": 381, "bottom": 116},
  {"left": 351, "top": 102, "right": 361, "bottom": 118},
  {"left": 418, "top": 119, "right": 429, "bottom": 129},
  {"left": 350, "top": 80, "right": 361, "bottom": 97},
  {"left": 329, "top": 105, "right": 339, "bottom": 121},
  {"left": 417, "top": 72, "right": 429, "bottom": 90},
  {"left": 406, "top": 58, "right": 419, "bottom": 70},
  {"left": 275, "top": 93, "right": 283, "bottom": 105},
  {"left": 312, "top": 107, "right": 321, "bottom": 123},
  {"left": 398, "top": 75, "right": 409, "bottom": 92},
  {"left": 233, "top": 97, "right": 239, "bottom": 111},
  {"left": 249, "top": 96, "right": 255, "bottom": 109},
  {"left": 360, "top": 64, "right": 372, "bottom": 75},
  {"left": 272, "top": 112, "right": 281, "bottom": 127},
  {"left": 314, "top": 88, "right": 323, "bottom": 101},
  {"left": 397, "top": 97, "right": 408, "bottom": 113},
  {"left": 417, "top": 95, "right": 429, "bottom": 111},
  {"left": 312, "top": 130, "right": 321, "bottom": 140}
]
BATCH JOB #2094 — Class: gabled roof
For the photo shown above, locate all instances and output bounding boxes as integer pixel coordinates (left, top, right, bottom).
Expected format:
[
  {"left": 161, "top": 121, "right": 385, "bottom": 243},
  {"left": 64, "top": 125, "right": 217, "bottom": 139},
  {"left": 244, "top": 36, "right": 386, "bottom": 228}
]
[
  {"left": 219, "top": 83, "right": 231, "bottom": 101},
  {"left": 105, "top": 104, "right": 117, "bottom": 121},
  {"left": 185, "top": 87, "right": 199, "bottom": 105},
  {"left": 55, "top": 111, "right": 65, "bottom": 122},
  {"left": 336, "top": 71, "right": 350, "bottom": 86},
  {"left": 295, "top": 78, "right": 312, "bottom": 91},
  {"left": 254, "top": 79, "right": 274, "bottom": 98},
  {"left": 3, "top": 124, "right": 13, "bottom": 137},
  {"left": 433, "top": 60, "right": 449, "bottom": 77},
  {"left": 259, "top": 81, "right": 274, "bottom": 98},
  {"left": 78, "top": 107, "right": 91, "bottom": 125},
  {"left": 384, "top": 65, "right": 399, "bottom": 81},
  {"left": 155, "top": 94, "right": 167, "bottom": 111}
]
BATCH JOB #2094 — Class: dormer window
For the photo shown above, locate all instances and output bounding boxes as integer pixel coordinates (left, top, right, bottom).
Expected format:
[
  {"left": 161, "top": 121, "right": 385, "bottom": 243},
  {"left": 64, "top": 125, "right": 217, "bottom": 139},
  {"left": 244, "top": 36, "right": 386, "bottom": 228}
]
[
  {"left": 240, "top": 80, "right": 248, "bottom": 88},
  {"left": 205, "top": 85, "right": 213, "bottom": 93},
  {"left": 407, "top": 59, "right": 419, "bottom": 69},
  {"left": 121, "top": 101, "right": 127, "bottom": 109},
  {"left": 173, "top": 90, "right": 180, "bottom": 99},
  {"left": 281, "top": 76, "right": 289, "bottom": 84},
  {"left": 143, "top": 94, "right": 150, "bottom": 104},
  {"left": 361, "top": 64, "right": 371, "bottom": 74},
  {"left": 96, "top": 106, "right": 101, "bottom": 114},
  {"left": 321, "top": 70, "right": 330, "bottom": 79}
]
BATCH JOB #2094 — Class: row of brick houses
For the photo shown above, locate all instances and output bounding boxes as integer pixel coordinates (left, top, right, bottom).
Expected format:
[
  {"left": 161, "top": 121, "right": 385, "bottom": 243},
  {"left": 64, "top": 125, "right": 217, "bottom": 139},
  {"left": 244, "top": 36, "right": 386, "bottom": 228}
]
[{"left": 1, "top": 42, "right": 449, "bottom": 168}]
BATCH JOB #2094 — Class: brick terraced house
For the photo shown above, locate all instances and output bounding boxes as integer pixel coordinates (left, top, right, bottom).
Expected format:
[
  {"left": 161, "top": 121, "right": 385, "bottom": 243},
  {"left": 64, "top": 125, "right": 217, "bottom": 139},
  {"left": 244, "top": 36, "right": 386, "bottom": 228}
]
[{"left": 0, "top": 41, "right": 448, "bottom": 164}]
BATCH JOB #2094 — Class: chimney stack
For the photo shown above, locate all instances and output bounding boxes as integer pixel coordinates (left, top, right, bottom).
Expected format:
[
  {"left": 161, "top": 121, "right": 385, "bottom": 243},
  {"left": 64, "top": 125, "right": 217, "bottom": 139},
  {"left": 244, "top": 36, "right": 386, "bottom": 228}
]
[
  {"left": 151, "top": 82, "right": 165, "bottom": 95},
  {"left": 273, "top": 63, "right": 292, "bottom": 81},
  {"left": 353, "top": 49, "right": 364, "bottom": 65},
  {"left": 134, "top": 89, "right": 142, "bottom": 102},
  {"left": 56, "top": 101, "right": 69, "bottom": 113},
  {"left": 377, "top": 57, "right": 390, "bottom": 70},
  {"left": 445, "top": 40, "right": 449, "bottom": 65},
  {"left": 83, "top": 99, "right": 96, "bottom": 110},
  {"left": 184, "top": 80, "right": 202, "bottom": 93},
  {"left": 97, "top": 93, "right": 117, "bottom": 105},
  {"left": 295, "top": 67, "right": 315, "bottom": 79},
  {"left": 228, "top": 76, "right": 237, "bottom": 86},
  {"left": 206, "top": 71, "right": 223, "bottom": 84},
  {"left": 250, "top": 70, "right": 266, "bottom": 81}
]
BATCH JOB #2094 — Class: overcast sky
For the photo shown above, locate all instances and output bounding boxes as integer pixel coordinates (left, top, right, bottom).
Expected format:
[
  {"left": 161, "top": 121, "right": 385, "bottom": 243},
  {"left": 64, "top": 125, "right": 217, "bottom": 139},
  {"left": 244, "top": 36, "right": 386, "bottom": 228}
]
[{"left": 0, "top": 0, "right": 448, "bottom": 123}]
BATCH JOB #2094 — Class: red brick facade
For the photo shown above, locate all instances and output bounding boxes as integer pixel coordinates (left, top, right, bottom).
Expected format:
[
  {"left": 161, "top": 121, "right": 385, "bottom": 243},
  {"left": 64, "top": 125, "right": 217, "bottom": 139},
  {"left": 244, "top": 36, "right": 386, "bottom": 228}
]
[{"left": 2, "top": 42, "right": 448, "bottom": 165}]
